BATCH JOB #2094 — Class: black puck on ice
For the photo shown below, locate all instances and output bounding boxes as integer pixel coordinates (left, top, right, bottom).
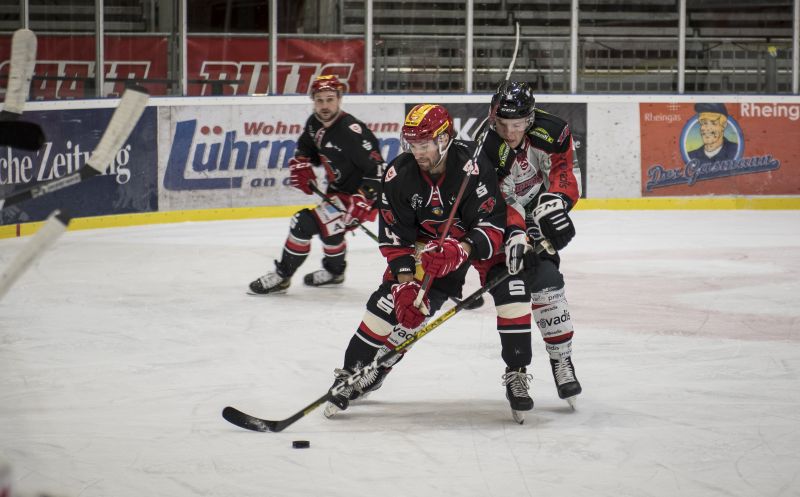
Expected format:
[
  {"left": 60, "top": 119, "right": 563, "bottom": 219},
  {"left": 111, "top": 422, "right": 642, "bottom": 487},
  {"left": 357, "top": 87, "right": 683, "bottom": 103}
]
[{"left": 292, "top": 440, "right": 310, "bottom": 449}]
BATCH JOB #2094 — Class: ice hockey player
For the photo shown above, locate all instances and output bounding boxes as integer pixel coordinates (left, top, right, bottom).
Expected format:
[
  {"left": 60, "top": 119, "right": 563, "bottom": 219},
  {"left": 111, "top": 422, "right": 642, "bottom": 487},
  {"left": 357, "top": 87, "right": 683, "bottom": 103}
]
[
  {"left": 248, "top": 75, "right": 386, "bottom": 295},
  {"left": 481, "top": 81, "right": 583, "bottom": 406},
  {"left": 323, "top": 104, "right": 540, "bottom": 420}
]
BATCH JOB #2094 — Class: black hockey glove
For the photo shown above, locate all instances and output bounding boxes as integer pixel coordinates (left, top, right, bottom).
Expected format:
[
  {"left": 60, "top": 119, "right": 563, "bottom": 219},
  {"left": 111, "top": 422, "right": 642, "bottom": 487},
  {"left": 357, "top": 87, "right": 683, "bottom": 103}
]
[{"left": 532, "top": 193, "right": 575, "bottom": 251}]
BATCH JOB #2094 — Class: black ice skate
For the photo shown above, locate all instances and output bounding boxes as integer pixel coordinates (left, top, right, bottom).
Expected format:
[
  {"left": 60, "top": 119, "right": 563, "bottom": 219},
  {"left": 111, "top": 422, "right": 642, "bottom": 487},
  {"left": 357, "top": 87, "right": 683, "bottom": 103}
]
[
  {"left": 303, "top": 268, "right": 345, "bottom": 287},
  {"left": 502, "top": 367, "right": 534, "bottom": 424},
  {"left": 550, "top": 357, "right": 582, "bottom": 408},
  {"left": 248, "top": 261, "right": 290, "bottom": 295},
  {"left": 351, "top": 365, "right": 392, "bottom": 401},
  {"left": 323, "top": 364, "right": 393, "bottom": 418},
  {"left": 323, "top": 368, "right": 354, "bottom": 418}
]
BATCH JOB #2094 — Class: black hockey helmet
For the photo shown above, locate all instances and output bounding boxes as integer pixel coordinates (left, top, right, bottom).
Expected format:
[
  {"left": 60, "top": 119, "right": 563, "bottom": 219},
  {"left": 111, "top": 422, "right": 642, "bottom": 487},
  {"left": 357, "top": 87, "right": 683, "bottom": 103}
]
[{"left": 491, "top": 81, "right": 535, "bottom": 119}]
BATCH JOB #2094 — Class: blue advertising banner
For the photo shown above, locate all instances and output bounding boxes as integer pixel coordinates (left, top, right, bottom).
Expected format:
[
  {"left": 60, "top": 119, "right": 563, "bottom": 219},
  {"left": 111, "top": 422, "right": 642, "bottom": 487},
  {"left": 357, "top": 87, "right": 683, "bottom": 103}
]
[{"left": 0, "top": 106, "right": 158, "bottom": 225}]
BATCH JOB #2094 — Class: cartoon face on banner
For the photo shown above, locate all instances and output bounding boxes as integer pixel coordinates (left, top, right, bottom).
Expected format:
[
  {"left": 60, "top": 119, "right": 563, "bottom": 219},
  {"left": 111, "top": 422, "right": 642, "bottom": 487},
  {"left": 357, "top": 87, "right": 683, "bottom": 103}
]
[
  {"left": 680, "top": 103, "right": 744, "bottom": 164},
  {"left": 640, "top": 102, "right": 800, "bottom": 196}
]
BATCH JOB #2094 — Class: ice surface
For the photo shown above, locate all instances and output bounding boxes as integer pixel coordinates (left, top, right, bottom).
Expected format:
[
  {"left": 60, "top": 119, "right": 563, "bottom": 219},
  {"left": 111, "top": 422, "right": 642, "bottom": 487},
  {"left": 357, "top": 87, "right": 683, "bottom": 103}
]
[{"left": 1, "top": 210, "right": 799, "bottom": 497}]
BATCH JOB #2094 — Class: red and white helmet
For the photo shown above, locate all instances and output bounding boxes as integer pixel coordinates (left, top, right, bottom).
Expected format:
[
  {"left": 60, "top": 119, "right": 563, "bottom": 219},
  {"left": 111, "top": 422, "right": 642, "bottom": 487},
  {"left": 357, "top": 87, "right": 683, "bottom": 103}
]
[
  {"left": 401, "top": 104, "right": 454, "bottom": 143},
  {"left": 310, "top": 74, "right": 345, "bottom": 96}
]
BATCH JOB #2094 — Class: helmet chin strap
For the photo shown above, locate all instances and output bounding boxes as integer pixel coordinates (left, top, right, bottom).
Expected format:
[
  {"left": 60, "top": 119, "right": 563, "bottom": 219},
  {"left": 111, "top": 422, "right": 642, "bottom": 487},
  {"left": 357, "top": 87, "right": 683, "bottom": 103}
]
[{"left": 433, "top": 135, "right": 453, "bottom": 171}]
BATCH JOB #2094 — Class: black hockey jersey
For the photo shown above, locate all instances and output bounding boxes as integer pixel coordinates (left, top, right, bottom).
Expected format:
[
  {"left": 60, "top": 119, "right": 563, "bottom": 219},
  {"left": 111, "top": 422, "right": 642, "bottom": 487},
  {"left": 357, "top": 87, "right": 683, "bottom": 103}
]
[
  {"left": 295, "top": 111, "right": 385, "bottom": 198},
  {"left": 378, "top": 140, "right": 506, "bottom": 277}
]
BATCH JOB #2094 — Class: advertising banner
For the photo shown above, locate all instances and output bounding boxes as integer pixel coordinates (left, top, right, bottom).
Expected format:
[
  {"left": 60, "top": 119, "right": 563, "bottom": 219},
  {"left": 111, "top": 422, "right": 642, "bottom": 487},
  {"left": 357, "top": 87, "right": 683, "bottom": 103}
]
[
  {"left": 0, "top": 36, "right": 169, "bottom": 100},
  {"left": 1, "top": 36, "right": 363, "bottom": 98},
  {"left": 187, "top": 37, "right": 365, "bottom": 96},
  {"left": 0, "top": 107, "right": 158, "bottom": 225},
  {"left": 640, "top": 102, "right": 800, "bottom": 196},
  {"left": 418, "top": 102, "right": 589, "bottom": 197},
  {"left": 157, "top": 103, "right": 404, "bottom": 211}
]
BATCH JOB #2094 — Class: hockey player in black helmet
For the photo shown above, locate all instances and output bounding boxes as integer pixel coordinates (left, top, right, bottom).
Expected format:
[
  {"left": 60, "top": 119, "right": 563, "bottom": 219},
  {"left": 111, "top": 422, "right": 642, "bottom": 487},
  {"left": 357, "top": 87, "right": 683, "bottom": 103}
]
[{"left": 481, "top": 80, "right": 583, "bottom": 407}]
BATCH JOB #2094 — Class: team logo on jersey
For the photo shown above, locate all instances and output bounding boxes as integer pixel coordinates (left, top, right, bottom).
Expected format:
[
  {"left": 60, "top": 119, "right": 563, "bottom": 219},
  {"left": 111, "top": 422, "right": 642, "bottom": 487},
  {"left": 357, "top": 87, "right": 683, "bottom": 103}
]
[
  {"left": 462, "top": 159, "right": 479, "bottom": 175},
  {"left": 384, "top": 165, "right": 397, "bottom": 182},
  {"left": 381, "top": 208, "right": 396, "bottom": 225},
  {"left": 431, "top": 206, "right": 443, "bottom": 216},
  {"left": 349, "top": 123, "right": 362, "bottom": 134},
  {"left": 531, "top": 127, "right": 553, "bottom": 144},
  {"left": 498, "top": 142, "right": 511, "bottom": 169},
  {"left": 314, "top": 127, "right": 327, "bottom": 148},
  {"left": 478, "top": 196, "right": 496, "bottom": 214},
  {"left": 557, "top": 125, "right": 570, "bottom": 145}
]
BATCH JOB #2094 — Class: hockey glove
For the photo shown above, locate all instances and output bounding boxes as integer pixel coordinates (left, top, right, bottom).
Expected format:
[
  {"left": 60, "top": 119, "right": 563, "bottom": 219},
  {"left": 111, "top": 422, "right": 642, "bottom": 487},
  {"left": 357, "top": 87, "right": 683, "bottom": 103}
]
[
  {"left": 344, "top": 193, "right": 375, "bottom": 229},
  {"left": 533, "top": 193, "right": 575, "bottom": 251},
  {"left": 420, "top": 238, "right": 469, "bottom": 278},
  {"left": 505, "top": 231, "right": 533, "bottom": 275},
  {"left": 288, "top": 157, "right": 316, "bottom": 195},
  {"left": 392, "top": 281, "right": 430, "bottom": 329}
]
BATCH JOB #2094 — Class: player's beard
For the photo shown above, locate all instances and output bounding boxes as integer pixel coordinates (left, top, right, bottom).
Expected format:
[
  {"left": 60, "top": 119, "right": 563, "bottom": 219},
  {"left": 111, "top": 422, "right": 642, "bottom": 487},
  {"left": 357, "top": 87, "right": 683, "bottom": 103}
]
[{"left": 316, "top": 109, "right": 340, "bottom": 125}]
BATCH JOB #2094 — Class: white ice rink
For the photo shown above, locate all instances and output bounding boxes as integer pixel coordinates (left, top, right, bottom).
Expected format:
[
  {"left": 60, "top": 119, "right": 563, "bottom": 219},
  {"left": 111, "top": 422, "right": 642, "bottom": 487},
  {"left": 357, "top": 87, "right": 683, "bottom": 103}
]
[{"left": 1, "top": 209, "right": 799, "bottom": 497}]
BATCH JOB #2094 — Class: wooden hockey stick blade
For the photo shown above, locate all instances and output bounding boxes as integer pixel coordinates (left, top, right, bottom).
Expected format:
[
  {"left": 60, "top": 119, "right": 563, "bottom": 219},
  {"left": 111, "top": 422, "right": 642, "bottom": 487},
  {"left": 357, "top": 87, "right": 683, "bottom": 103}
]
[
  {"left": 0, "top": 209, "right": 71, "bottom": 300},
  {"left": 0, "top": 87, "right": 149, "bottom": 210},
  {"left": 3, "top": 29, "right": 37, "bottom": 116},
  {"left": 85, "top": 87, "right": 149, "bottom": 174},
  {"left": 0, "top": 119, "right": 44, "bottom": 150}
]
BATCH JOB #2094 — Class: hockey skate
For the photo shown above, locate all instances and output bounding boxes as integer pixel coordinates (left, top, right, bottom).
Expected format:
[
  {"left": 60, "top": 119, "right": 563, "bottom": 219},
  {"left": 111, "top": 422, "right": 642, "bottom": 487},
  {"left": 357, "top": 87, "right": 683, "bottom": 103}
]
[
  {"left": 502, "top": 367, "right": 534, "bottom": 424},
  {"left": 351, "top": 365, "right": 392, "bottom": 402},
  {"left": 323, "top": 365, "right": 391, "bottom": 418},
  {"left": 303, "top": 268, "right": 345, "bottom": 287},
  {"left": 323, "top": 368, "right": 354, "bottom": 418},
  {"left": 248, "top": 261, "right": 290, "bottom": 295},
  {"left": 550, "top": 357, "right": 582, "bottom": 408}
]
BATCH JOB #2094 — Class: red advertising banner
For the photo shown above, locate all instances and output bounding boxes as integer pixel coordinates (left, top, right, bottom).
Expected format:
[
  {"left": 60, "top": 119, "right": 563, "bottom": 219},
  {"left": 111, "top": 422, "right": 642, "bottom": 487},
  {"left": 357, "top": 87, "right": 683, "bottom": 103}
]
[
  {"left": 1, "top": 36, "right": 364, "bottom": 99},
  {"left": 640, "top": 102, "right": 800, "bottom": 196},
  {"left": 186, "top": 37, "right": 365, "bottom": 96},
  {"left": 0, "top": 35, "right": 168, "bottom": 100}
]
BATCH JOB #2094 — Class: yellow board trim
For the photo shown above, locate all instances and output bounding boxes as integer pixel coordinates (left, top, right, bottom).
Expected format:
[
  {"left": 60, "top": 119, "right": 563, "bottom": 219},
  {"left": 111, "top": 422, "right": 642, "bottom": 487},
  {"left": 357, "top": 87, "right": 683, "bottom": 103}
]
[
  {"left": 575, "top": 197, "right": 800, "bottom": 210},
  {"left": 2, "top": 197, "right": 798, "bottom": 240},
  {"left": 0, "top": 205, "right": 313, "bottom": 239}
]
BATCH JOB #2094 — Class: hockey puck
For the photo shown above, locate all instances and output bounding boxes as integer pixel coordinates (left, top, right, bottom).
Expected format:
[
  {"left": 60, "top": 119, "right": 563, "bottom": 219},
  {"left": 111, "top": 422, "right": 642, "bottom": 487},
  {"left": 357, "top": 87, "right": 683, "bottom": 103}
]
[{"left": 292, "top": 440, "right": 310, "bottom": 449}]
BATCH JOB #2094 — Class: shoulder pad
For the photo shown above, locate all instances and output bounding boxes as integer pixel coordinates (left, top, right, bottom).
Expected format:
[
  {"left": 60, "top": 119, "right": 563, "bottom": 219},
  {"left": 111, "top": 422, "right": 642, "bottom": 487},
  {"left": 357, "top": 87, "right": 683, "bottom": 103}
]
[{"left": 527, "top": 109, "right": 571, "bottom": 149}]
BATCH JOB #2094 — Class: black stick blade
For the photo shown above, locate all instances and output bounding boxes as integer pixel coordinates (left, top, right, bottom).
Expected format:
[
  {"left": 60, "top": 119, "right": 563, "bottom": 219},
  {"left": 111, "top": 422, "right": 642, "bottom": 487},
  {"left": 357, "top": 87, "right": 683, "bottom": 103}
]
[
  {"left": 222, "top": 406, "right": 279, "bottom": 433},
  {"left": 0, "top": 120, "right": 45, "bottom": 151}
]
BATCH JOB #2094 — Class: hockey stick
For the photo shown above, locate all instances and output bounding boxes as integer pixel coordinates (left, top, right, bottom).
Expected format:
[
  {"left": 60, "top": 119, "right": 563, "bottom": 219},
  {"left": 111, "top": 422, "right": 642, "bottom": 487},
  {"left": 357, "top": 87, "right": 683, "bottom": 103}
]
[
  {"left": 412, "top": 21, "right": 521, "bottom": 309},
  {"left": 221, "top": 239, "right": 554, "bottom": 433},
  {"left": 308, "top": 183, "right": 380, "bottom": 243},
  {"left": 0, "top": 87, "right": 149, "bottom": 210},
  {"left": 0, "top": 28, "right": 44, "bottom": 150},
  {"left": 0, "top": 209, "right": 70, "bottom": 300}
]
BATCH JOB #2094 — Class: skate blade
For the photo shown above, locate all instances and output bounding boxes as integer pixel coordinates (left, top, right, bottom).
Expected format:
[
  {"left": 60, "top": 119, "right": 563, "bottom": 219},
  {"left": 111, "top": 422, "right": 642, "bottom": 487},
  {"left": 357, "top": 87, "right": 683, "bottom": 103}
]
[
  {"left": 323, "top": 402, "right": 341, "bottom": 419},
  {"left": 246, "top": 288, "right": 288, "bottom": 296},
  {"left": 565, "top": 396, "right": 577, "bottom": 409},
  {"left": 511, "top": 410, "right": 525, "bottom": 424}
]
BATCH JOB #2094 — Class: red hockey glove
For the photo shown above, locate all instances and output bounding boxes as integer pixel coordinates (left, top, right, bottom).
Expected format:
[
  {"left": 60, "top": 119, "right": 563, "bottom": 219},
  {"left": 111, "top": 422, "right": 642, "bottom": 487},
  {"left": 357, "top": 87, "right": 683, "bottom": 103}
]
[
  {"left": 391, "top": 281, "right": 430, "bottom": 329},
  {"left": 288, "top": 157, "right": 316, "bottom": 195},
  {"left": 420, "top": 237, "right": 469, "bottom": 278},
  {"left": 344, "top": 193, "right": 375, "bottom": 228}
]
